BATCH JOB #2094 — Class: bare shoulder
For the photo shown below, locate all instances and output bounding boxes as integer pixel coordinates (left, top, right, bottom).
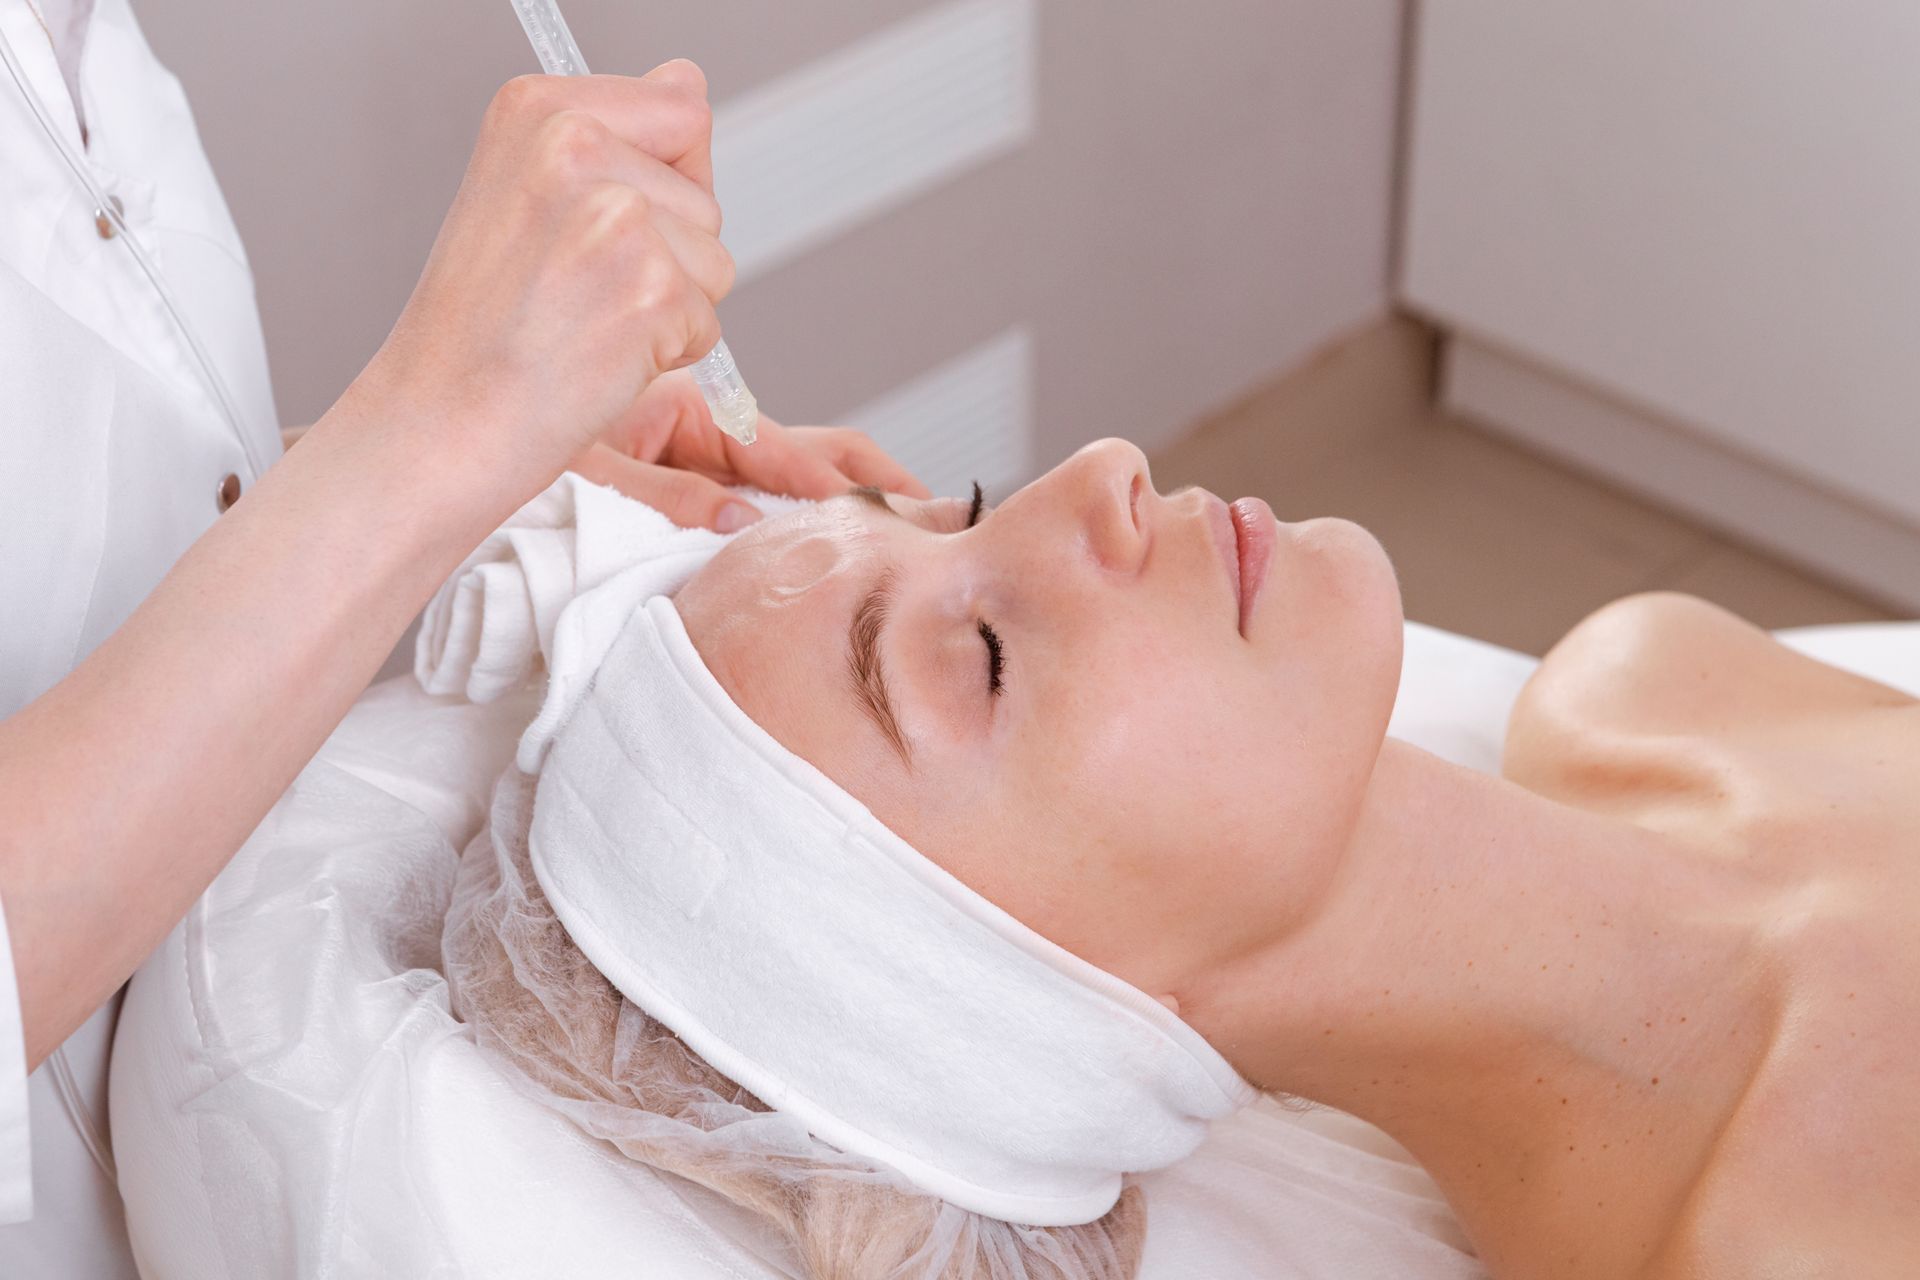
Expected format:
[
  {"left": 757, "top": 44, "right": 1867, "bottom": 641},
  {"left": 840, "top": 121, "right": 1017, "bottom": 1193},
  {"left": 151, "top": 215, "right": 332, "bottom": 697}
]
[
  {"left": 1550, "top": 590, "right": 1755, "bottom": 655},
  {"left": 1502, "top": 592, "right": 1913, "bottom": 805},
  {"left": 1515, "top": 591, "right": 1906, "bottom": 740},
  {"left": 1526, "top": 593, "right": 1764, "bottom": 723}
]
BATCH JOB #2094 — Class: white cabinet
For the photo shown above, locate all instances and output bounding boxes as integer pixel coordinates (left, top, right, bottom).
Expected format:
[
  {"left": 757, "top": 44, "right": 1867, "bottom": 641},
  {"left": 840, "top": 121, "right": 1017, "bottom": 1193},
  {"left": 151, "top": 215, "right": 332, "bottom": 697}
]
[{"left": 1401, "top": 2, "right": 1920, "bottom": 607}]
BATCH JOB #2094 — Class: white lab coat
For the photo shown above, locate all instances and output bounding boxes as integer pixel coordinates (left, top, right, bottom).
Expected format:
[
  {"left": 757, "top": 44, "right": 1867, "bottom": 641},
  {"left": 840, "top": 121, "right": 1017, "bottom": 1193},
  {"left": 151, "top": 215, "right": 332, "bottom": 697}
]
[{"left": 0, "top": 0, "right": 281, "bottom": 1271}]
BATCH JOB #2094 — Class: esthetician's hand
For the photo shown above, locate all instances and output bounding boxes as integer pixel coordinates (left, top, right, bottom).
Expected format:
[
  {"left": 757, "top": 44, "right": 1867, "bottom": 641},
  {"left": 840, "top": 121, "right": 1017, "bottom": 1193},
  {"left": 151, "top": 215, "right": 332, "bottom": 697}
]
[
  {"left": 571, "top": 369, "right": 932, "bottom": 530},
  {"left": 343, "top": 60, "right": 738, "bottom": 505}
]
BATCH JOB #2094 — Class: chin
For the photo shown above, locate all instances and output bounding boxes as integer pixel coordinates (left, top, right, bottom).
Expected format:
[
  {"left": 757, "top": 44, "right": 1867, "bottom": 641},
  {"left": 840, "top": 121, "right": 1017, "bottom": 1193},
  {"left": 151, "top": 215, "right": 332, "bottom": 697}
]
[
  {"left": 1287, "top": 517, "right": 1404, "bottom": 717},
  {"left": 1288, "top": 517, "right": 1402, "bottom": 623}
]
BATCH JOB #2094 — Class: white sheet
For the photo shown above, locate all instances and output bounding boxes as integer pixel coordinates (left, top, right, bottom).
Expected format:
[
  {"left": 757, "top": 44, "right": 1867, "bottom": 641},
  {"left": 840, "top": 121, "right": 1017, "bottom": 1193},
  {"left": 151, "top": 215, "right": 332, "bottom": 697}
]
[{"left": 107, "top": 617, "right": 1918, "bottom": 1277}]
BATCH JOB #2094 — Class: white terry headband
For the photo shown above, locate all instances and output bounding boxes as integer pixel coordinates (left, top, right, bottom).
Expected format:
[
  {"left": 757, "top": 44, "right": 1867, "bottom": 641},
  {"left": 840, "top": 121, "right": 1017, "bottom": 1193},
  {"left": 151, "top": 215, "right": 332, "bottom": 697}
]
[
  {"left": 529, "top": 599, "right": 1253, "bottom": 1225},
  {"left": 421, "top": 476, "right": 1254, "bottom": 1226}
]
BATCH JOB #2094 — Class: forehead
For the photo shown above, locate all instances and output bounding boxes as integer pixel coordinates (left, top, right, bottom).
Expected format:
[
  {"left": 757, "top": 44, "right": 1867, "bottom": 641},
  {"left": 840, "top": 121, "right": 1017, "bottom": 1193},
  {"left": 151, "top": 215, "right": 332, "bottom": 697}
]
[
  {"left": 674, "top": 496, "right": 883, "bottom": 740},
  {"left": 681, "top": 497, "right": 876, "bottom": 626}
]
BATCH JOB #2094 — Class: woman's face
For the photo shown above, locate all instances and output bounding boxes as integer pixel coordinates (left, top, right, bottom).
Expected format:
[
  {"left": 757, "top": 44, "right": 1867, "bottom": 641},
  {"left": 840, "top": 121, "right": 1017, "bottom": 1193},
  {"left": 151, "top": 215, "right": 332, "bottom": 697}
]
[{"left": 675, "top": 439, "right": 1403, "bottom": 1002}]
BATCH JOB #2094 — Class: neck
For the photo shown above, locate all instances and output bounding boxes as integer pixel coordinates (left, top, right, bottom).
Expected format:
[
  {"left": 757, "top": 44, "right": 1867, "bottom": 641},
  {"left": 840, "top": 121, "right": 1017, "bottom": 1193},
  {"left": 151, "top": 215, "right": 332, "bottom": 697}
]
[{"left": 1191, "top": 738, "right": 1781, "bottom": 1272}]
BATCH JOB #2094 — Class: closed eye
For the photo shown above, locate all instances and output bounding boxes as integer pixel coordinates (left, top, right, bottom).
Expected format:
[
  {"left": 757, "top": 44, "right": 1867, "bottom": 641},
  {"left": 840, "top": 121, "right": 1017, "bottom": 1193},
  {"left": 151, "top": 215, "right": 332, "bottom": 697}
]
[
  {"left": 965, "top": 482, "right": 1002, "bottom": 696},
  {"left": 978, "top": 619, "right": 1005, "bottom": 697},
  {"left": 848, "top": 481, "right": 998, "bottom": 699}
]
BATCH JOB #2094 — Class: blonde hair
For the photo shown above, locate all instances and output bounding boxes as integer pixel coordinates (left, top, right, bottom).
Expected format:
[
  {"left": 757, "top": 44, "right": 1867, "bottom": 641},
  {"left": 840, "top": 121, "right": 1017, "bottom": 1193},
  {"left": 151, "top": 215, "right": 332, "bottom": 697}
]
[{"left": 442, "top": 771, "right": 1147, "bottom": 1280}]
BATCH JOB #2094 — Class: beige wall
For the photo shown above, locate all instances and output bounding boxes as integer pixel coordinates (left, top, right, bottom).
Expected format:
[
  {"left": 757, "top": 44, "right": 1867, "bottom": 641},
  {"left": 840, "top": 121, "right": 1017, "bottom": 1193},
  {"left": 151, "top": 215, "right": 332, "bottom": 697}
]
[{"left": 140, "top": 1, "right": 1402, "bottom": 473}]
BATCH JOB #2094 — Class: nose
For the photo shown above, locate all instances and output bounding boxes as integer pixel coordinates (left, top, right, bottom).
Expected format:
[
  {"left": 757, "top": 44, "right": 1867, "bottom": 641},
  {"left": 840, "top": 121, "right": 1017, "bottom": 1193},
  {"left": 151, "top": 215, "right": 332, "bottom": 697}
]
[{"left": 1044, "top": 437, "right": 1151, "bottom": 573}]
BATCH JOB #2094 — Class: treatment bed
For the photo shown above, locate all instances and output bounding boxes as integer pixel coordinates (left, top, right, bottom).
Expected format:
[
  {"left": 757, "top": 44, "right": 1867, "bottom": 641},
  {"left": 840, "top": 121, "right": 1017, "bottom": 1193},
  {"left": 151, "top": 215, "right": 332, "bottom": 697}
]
[{"left": 107, "top": 616, "right": 1918, "bottom": 1277}]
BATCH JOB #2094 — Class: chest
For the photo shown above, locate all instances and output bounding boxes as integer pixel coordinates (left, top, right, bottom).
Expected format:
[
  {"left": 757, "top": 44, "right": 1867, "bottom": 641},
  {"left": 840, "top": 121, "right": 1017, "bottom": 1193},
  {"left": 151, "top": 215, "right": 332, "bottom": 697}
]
[
  {"left": 1506, "top": 597, "right": 1920, "bottom": 1273},
  {"left": 1656, "top": 960, "right": 1920, "bottom": 1279}
]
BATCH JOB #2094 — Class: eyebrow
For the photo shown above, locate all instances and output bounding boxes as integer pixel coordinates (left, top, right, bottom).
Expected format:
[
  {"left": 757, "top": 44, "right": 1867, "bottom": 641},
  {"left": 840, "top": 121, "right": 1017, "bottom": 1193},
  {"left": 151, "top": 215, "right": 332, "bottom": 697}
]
[
  {"left": 847, "top": 568, "right": 913, "bottom": 767},
  {"left": 848, "top": 484, "right": 904, "bottom": 519}
]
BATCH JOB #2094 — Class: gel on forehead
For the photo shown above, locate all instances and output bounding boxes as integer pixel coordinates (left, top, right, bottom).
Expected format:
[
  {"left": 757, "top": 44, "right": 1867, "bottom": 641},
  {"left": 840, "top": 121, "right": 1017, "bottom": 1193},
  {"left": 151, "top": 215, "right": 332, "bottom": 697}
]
[
  {"left": 526, "top": 595, "right": 1253, "bottom": 1224},
  {"left": 756, "top": 516, "right": 860, "bottom": 602}
]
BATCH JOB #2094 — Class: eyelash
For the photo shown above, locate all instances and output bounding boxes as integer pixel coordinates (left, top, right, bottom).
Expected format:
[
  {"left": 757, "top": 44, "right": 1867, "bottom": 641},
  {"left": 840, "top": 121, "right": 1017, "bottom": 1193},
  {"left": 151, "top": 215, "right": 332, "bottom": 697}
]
[
  {"left": 978, "top": 620, "right": 1005, "bottom": 697},
  {"left": 962, "top": 481, "right": 1004, "bottom": 697}
]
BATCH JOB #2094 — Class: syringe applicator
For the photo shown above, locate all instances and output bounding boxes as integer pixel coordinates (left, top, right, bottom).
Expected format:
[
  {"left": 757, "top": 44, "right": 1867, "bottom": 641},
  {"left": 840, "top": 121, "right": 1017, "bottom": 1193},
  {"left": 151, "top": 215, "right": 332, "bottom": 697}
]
[{"left": 508, "top": 0, "right": 760, "bottom": 445}]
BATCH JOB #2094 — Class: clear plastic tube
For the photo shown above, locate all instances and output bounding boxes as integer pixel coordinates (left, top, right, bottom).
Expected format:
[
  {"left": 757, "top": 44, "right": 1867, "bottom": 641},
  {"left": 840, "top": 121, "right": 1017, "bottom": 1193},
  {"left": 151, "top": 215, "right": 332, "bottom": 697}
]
[{"left": 508, "top": 0, "right": 760, "bottom": 444}]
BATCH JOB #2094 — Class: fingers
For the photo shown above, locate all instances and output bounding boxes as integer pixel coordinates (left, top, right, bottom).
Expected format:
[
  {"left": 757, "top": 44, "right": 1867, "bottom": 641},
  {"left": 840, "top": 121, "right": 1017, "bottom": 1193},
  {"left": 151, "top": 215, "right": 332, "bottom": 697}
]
[
  {"left": 570, "top": 444, "right": 762, "bottom": 532},
  {"left": 641, "top": 57, "right": 707, "bottom": 96},
  {"left": 621, "top": 215, "right": 724, "bottom": 373},
  {"left": 494, "top": 63, "right": 715, "bottom": 189},
  {"left": 538, "top": 115, "right": 729, "bottom": 302},
  {"left": 568, "top": 191, "right": 723, "bottom": 378},
  {"left": 596, "top": 374, "right": 933, "bottom": 516},
  {"left": 647, "top": 206, "right": 736, "bottom": 307},
  {"left": 790, "top": 427, "right": 932, "bottom": 498},
  {"left": 710, "top": 417, "right": 860, "bottom": 500},
  {"left": 843, "top": 443, "right": 933, "bottom": 499},
  {"left": 601, "top": 368, "right": 704, "bottom": 462},
  {"left": 547, "top": 116, "right": 721, "bottom": 233}
]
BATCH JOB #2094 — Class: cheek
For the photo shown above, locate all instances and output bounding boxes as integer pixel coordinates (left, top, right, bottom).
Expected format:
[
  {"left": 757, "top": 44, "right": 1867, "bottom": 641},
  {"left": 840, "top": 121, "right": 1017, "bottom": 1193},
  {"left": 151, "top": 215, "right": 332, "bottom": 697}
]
[
  {"left": 983, "top": 679, "right": 1255, "bottom": 968},
  {"left": 1038, "top": 628, "right": 1397, "bottom": 970}
]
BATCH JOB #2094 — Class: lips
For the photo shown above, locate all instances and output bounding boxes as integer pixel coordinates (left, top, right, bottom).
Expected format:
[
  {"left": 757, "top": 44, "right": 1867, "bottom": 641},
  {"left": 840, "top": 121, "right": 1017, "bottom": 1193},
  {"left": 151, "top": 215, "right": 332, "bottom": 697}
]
[{"left": 1228, "top": 496, "right": 1275, "bottom": 635}]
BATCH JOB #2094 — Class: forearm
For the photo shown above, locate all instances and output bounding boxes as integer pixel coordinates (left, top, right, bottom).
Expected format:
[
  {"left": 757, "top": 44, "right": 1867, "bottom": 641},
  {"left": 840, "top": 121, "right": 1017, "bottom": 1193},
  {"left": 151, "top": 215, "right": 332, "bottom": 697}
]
[
  {"left": 0, "top": 383, "right": 530, "bottom": 1067},
  {"left": 2, "top": 62, "right": 733, "bottom": 1068}
]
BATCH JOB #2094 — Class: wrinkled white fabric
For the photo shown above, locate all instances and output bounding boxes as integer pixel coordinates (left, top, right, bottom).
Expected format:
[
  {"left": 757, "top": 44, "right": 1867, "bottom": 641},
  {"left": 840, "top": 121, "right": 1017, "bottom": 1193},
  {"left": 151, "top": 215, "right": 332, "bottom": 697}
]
[{"left": 111, "top": 682, "right": 799, "bottom": 1280}]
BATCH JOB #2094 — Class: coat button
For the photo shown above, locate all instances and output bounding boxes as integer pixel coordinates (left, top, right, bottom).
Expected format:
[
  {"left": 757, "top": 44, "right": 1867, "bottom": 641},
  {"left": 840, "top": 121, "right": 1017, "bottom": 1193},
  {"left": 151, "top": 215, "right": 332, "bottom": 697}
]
[
  {"left": 93, "top": 195, "right": 125, "bottom": 240},
  {"left": 217, "top": 473, "right": 242, "bottom": 512}
]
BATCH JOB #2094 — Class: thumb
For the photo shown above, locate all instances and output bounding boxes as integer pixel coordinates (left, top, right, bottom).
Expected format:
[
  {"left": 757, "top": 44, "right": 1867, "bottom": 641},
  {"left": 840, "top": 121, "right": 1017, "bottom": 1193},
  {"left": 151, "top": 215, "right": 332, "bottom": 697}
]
[{"left": 572, "top": 447, "right": 762, "bottom": 532}]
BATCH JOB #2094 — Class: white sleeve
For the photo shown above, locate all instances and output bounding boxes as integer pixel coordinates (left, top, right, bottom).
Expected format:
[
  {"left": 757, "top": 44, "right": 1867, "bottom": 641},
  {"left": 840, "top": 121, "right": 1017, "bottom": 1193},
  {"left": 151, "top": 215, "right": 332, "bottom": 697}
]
[{"left": 0, "top": 890, "right": 31, "bottom": 1223}]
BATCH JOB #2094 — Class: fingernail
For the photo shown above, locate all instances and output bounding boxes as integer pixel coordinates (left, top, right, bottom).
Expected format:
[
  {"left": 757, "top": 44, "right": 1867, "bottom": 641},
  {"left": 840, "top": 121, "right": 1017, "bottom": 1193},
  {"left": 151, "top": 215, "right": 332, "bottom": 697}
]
[{"left": 716, "top": 502, "right": 761, "bottom": 534}]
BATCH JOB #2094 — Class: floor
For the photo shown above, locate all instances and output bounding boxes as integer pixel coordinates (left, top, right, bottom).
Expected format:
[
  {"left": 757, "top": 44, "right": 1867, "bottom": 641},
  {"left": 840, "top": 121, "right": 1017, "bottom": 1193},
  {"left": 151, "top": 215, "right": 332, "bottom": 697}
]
[{"left": 1153, "top": 317, "right": 1899, "bottom": 656}]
